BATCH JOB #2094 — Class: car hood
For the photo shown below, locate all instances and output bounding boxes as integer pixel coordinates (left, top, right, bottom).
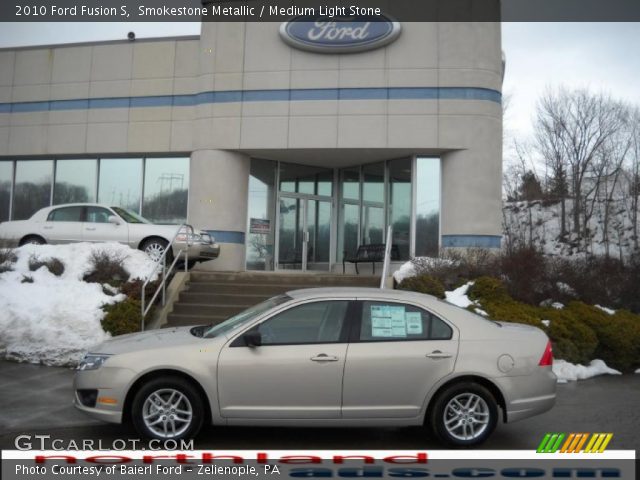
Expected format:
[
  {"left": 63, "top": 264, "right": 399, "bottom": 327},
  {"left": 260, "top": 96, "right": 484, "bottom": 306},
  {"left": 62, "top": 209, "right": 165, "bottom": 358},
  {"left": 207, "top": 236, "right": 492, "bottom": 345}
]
[{"left": 92, "top": 326, "right": 207, "bottom": 355}]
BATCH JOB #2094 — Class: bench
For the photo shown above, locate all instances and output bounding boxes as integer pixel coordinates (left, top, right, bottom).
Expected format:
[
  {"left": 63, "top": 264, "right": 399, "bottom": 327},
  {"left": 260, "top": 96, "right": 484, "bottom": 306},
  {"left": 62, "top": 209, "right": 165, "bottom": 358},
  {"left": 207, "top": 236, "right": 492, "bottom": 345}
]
[{"left": 343, "top": 244, "right": 400, "bottom": 274}]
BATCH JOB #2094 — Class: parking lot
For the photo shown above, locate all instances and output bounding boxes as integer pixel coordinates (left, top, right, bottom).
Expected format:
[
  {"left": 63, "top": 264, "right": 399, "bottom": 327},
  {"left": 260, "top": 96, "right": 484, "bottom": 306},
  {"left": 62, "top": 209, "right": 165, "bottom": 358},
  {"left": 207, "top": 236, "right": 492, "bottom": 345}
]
[{"left": 1, "top": 359, "right": 638, "bottom": 450}]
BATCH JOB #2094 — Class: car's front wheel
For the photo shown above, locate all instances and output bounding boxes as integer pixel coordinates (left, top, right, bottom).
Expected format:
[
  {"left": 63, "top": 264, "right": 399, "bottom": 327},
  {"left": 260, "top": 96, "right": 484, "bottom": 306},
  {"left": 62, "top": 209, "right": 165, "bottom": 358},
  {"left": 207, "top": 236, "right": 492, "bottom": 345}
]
[
  {"left": 141, "top": 238, "right": 171, "bottom": 264},
  {"left": 429, "top": 382, "right": 498, "bottom": 447},
  {"left": 131, "top": 377, "right": 204, "bottom": 440}
]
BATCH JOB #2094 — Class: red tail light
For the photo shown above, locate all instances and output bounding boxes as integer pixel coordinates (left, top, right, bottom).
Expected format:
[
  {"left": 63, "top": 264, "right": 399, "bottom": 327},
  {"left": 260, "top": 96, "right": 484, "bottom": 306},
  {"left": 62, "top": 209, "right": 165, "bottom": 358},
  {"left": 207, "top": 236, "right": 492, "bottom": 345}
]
[{"left": 538, "top": 340, "right": 553, "bottom": 366}]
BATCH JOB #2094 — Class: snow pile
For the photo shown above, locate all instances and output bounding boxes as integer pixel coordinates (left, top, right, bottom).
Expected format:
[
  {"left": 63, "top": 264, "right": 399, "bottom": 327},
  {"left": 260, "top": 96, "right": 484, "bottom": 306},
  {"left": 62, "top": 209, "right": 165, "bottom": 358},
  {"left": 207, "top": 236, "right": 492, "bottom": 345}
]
[
  {"left": 393, "top": 261, "right": 416, "bottom": 283},
  {"left": 444, "top": 282, "right": 475, "bottom": 309},
  {"left": 595, "top": 305, "right": 616, "bottom": 315},
  {"left": 0, "top": 243, "right": 157, "bottom": 366},
  {"left": 636, "top": 368, "right": 640, "bottom": 374},
  {"left": 553, "top": 359, "right": 622, "bottom": 383}
]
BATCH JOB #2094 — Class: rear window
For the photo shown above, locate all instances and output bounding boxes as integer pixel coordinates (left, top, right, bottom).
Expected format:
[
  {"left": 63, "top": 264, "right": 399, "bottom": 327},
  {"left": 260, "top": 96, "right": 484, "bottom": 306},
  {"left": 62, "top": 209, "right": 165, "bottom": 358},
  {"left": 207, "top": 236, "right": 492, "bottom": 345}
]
[{"left": 47, "top": 206, "right": 83, "bottom": 222}]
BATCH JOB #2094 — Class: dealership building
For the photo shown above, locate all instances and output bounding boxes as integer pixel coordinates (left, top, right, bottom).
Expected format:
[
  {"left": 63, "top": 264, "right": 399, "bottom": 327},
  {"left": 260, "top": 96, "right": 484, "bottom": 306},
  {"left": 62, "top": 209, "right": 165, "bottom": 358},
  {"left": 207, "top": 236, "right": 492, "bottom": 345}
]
[{"left": 0, "top": 20, "right": 503, "bottom": 273}]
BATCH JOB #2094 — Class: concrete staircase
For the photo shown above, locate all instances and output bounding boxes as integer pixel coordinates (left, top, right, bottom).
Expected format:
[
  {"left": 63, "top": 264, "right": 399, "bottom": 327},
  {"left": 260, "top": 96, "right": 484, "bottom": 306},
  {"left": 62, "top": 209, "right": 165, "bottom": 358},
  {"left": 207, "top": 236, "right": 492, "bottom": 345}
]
[{"left": 165, "top": 271, "right": 380, "bottom": 328}]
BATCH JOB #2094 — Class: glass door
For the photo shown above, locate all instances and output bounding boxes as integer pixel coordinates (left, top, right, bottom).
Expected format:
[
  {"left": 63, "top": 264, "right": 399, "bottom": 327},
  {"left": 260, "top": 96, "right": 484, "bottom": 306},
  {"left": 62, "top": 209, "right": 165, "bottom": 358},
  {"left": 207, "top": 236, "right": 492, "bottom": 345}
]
[{"left": 277, "top": 196, "right": 331, "bottom": 272}]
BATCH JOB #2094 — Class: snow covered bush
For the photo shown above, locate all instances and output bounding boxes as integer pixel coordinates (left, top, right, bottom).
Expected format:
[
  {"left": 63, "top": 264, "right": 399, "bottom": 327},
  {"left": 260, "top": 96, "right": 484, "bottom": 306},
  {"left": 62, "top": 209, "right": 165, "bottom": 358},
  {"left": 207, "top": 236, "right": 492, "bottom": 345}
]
[
  {"left": 0, "top": 243, "right": 158, "bottom": 366},
  {"left": 83, "top": 250, "right": 129, "bottom": 286},
  {"left": 28, "top": 255, "right": 65, "bottom": 276}
]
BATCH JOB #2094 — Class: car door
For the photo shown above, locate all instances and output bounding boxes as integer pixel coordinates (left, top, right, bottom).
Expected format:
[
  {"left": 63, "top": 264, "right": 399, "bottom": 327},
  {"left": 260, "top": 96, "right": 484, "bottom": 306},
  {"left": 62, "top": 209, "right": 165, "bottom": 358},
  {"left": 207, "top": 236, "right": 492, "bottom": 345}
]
[
  {"left": 41, "top": 206, "right": 84, "bottom": 243},
  {"left": 217, "top": 299, "right": 352, "bottom": 419},
  {"left": 82, "top": 206, "right": 127, "bottom": 243},
  {"left": 341, "top": 299, "right": 459, "bottom": 419}
]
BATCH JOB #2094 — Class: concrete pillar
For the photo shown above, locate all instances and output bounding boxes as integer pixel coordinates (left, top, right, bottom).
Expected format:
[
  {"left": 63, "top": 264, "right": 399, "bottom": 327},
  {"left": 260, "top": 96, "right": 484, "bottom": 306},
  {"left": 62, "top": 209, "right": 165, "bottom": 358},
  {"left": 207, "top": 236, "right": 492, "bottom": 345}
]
[{"left": 188, "top": 149, "right": 250, "bottom": 271}]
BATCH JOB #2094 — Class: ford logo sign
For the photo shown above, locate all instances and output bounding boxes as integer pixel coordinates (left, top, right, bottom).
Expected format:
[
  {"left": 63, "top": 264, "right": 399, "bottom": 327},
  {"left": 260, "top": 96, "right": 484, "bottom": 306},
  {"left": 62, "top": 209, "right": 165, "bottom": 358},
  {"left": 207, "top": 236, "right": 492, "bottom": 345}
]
[{"left": 280, "top": 16, "right": 401, "bottom": 53}]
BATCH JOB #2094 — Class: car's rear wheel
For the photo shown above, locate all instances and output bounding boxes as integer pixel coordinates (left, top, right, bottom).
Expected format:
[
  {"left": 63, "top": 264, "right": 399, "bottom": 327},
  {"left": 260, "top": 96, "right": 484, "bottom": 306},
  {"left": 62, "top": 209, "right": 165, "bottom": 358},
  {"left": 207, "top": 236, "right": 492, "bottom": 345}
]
[
  {"left": 141, "top": 238, "right": 171, "bottom": 264},
  {"left": 430, "top": 382, "right": 498, "bottom": 447},
  {"left": 132, "top": 377, "right": 204, "bottom": 440},
  {"left": 19, "top": 235, "right": 46, "bottom": 246}
]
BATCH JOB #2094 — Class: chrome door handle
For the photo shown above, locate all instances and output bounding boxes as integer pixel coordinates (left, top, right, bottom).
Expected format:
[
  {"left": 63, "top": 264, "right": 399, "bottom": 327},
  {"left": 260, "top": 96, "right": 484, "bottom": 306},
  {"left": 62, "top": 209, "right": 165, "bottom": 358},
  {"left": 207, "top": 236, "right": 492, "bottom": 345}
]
[
  {"left": 310, "top": 354, "right": 339, "bottom": 362},
  {"left": 426, "top": 350, "right": 452, "bottom": 359},
  {"left": 43, "top": 226, "right": 53, "bottom": 229},
  {"left": 85, "top": 227, "right": 96, "bottom": 231}
]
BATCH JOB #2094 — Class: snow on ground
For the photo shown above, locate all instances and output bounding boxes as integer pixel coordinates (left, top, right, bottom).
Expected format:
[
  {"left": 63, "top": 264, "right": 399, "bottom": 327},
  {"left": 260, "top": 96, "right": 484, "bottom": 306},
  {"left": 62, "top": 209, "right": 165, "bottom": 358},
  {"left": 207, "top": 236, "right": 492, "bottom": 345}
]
[
  {"left": 0, "top": 243, "right": 157, "bottom": 366},
  {"left": 553, "top": 359, "right": 622, "bottom": 383},
  {"left": 636, "top": 368, "right": 640, "bottom": 374},
  {"left": 444, "top": 282, "right": 475, "bottom": 309},
  {"left": 595, "top": 305, "right": 616, "bottom": 315}
]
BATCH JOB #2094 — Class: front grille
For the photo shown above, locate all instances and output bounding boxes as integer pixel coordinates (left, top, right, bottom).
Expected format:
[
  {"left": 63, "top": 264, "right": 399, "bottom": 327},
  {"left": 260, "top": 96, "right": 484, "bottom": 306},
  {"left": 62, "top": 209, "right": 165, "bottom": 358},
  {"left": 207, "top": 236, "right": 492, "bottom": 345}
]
[{"left": 76, "top": 389, "right": 98, "bottom": 408}]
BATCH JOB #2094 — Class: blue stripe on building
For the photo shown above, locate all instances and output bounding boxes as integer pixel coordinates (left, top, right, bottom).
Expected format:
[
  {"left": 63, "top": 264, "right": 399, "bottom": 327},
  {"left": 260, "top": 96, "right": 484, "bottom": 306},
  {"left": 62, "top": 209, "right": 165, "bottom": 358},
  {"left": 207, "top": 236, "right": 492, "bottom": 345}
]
[
  {"left": 206, "top": 230, "right": 245, "bottom": 245},
  {"left": 441, "top": 235, "right": 502, "bottom": 249},
  {"left": 0, "top": 87, "right": 501, "bottom": 114}
]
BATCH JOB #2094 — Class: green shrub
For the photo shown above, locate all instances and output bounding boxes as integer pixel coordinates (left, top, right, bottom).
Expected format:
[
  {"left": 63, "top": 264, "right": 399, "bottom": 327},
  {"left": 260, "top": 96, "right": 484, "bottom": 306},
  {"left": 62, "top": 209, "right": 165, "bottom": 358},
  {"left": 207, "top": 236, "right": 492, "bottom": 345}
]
[
  {"left": 28, "top": 255, "right": 65, "bottom": 276},
  {"left": 101, "top": 299, "right": 142, "bottom": 336},
  {"left": 398, "top": 274, "right": 445, "bottom": 299},
  {"left": 468, "top": 276, "right": 510, "bottom": 303},
  {"left": 83, "top": 251, "right": 128, "bottom": 287},
  {"left": 544, "top": 308, "right": 598, "bottom": 364}
]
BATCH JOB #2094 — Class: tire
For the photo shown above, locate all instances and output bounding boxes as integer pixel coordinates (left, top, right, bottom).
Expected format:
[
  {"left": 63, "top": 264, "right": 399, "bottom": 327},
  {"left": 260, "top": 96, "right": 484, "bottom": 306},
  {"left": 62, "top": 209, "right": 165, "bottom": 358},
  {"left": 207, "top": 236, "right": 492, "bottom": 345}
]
[
  {"left": 141, "top": 238, "right": 171, "bottom": 264},
  {"left": 131, "top": 376, "right": 204, "bottom": 441},
  {"left": 19, "top": 235, "right": 46, "bottom": 246},
  {"left": 429, "top": 382, "right": 498, "bottom": 447}
]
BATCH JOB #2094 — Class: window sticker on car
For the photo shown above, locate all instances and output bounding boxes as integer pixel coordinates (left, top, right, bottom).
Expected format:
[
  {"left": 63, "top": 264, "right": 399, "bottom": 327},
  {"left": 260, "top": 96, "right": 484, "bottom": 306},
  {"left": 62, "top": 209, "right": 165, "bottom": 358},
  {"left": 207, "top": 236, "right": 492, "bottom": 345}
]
[
  {"left": 371, "top": 305, "right": 407, "bottom": 337},
  {"left": 405, "top": 312, "right": 423, "bottom": 335}
]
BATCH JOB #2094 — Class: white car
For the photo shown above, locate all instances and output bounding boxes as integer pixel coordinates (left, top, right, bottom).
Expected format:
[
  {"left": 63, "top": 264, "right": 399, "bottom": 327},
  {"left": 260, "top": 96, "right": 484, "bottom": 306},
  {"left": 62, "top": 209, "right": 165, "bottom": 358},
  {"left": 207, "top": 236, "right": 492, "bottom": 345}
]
[{"left": 0, "top": 203, "right": 219, "bottom": 262}]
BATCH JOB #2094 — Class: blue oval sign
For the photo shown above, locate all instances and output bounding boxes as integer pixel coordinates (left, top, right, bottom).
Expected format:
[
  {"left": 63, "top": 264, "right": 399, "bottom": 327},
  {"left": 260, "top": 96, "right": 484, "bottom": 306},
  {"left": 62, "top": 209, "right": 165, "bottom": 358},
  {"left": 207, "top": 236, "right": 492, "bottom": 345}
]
[{"left": 280, "top": 16, "right": 401, "bottom": 53}]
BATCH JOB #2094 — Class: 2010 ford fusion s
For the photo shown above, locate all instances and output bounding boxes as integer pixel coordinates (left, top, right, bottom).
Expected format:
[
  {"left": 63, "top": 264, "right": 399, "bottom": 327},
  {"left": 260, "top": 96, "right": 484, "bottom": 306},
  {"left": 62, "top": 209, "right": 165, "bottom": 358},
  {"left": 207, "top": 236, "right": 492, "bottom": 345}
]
[{"left": 73, "top": 287, "right": 556, "bottom": 446}]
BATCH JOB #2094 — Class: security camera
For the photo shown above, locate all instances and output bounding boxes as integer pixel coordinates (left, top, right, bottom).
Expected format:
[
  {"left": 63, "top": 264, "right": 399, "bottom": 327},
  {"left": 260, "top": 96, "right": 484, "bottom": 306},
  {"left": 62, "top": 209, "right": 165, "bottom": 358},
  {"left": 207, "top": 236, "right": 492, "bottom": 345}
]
[{"left": 127, "top": 31, "right": 135, "bottom": 41}]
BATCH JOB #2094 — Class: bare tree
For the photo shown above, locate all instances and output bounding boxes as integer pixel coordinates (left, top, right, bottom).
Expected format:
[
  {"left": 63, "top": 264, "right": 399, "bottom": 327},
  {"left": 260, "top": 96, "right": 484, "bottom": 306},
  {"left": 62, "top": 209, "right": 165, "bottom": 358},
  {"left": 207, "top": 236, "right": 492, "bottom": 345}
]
[{"left": 535, "top": 88, "right": 626, "bottom": 246}]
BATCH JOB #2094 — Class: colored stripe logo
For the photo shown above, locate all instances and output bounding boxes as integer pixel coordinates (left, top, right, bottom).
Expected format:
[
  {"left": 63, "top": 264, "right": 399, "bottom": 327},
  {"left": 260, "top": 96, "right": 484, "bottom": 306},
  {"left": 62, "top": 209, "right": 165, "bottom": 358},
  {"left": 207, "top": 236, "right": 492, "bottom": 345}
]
[{"left": 537, "top": 433, "right": 613, "bottom": 453}]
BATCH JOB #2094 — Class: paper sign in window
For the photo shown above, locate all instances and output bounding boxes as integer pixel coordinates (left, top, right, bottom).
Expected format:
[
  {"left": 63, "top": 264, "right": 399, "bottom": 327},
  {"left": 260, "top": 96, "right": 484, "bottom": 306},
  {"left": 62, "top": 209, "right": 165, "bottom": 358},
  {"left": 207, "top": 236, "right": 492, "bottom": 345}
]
[
  {"left": 405, "top": 312, "right": 423, "bottom": 335},
  {"left": 371, "top": 305, "right": 406, "bottom": 338}
]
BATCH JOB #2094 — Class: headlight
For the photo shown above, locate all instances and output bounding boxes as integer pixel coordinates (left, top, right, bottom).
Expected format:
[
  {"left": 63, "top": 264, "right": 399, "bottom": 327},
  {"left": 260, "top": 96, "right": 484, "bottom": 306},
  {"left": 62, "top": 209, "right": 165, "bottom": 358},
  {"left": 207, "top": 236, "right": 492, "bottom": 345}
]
[
  {"left": 77, "top": 354, "right": 111, "bottom": 371},
  {"left": 176, "top": 233, "right": 202, "bottom": 243}
]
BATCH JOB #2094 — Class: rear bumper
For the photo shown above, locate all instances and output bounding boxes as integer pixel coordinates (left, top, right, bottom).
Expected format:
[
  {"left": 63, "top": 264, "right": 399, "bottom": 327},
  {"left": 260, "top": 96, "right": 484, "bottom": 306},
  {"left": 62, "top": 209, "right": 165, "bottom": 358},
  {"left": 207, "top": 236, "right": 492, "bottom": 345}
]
[{"left": 497, "top": 367, "right": 557, "bottom": 423}]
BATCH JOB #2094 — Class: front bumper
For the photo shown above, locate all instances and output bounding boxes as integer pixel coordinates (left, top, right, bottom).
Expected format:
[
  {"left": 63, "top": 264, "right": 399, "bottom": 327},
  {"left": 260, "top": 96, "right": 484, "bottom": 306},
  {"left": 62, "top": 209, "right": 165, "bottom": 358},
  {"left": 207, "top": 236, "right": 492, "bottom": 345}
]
[
  {"left": 73, "top": 366, "right": 135, "bottom": 425},
  {"left": 176, "top": 241, "right": 220, "bottom": 261}
]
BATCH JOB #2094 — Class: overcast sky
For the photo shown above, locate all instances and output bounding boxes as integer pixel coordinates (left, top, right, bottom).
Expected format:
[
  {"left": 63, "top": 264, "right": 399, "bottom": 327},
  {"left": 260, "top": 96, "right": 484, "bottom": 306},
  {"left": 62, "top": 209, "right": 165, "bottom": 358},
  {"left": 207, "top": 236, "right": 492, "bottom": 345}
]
[{"left": 1, "top": 22, "right": 639, "bottom": 142}]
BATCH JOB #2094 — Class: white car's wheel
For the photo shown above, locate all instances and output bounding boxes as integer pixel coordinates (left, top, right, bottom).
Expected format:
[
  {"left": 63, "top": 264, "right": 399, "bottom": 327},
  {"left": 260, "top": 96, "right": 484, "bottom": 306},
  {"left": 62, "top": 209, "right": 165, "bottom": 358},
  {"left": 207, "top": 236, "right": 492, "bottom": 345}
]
[
  {"left": 19, "top": 235, "right": 46, "bottom": 246},
  {"left": 141, "top": 238, "right": 171, "bottom": 263},
  {"left": 132, "top": 377, "right": 204, "bottom": 441},
  {"left": 430, "top": 382, "right": 498, "bottom": 447}
]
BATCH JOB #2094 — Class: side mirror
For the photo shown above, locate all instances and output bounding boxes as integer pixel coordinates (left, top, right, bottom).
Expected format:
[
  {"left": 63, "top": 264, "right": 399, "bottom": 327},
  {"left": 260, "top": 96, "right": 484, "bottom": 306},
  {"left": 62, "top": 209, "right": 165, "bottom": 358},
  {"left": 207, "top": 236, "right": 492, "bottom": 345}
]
[
  {"left": 243, "top": 330, "right": 262, "bottom": 348},
  {"left": 108, "top": 215, "right": 121, "bottom": 225}
]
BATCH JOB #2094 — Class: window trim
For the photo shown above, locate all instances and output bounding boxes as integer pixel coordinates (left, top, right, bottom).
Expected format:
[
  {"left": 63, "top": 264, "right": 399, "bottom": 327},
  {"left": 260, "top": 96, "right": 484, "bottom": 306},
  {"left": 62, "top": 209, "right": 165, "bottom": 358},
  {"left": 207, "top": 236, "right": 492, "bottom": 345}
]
[
  {"left": 348, "top": 299, "right": 454, "bottom": 344},
  {"left": 46, "top": 205, "right": 86, "bottom": 223}
]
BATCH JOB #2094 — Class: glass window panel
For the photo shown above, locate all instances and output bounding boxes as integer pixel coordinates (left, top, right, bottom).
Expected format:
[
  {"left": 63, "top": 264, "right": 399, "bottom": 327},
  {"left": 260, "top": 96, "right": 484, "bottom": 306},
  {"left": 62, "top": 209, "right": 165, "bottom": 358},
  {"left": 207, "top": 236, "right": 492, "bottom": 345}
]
[
  {"left": 0, "top": 162, "right": 12, "bottom": 222},
  {"left": 362, "top": 162, "right": 384, "bottom": 203},
  {"left": 388, "top": 158, "right": 412, "bottom": 260},
  {"left": 339, "top": 202, "right": 360, "bottom": 261},
  {"left": 359, "top": 301, "right": 452, "bottom": 342},
  {"left": 362, "top": 205, "right": 384, "bottom": 245},
  {"left": 279, "top": 162, "right": 332, "bottom": 197},
  {"left": 247, "top": 159, "right": 277, "bottom": 271},
  {"left": 142, "top": 157, "right": 189, "bottom": 224},
  {"left": 12, "top": 160, "right": 53, "bottom": 220},
  {"left": 86, "top": 206, "right": 113, "bottom": 223},
  {"left": 257, "top": 301, "right": 349, "bottom": 345},
  {"left": 341, "top": 167, "right": 360, "bottom": 201},
  {"left": 415, "top": 157, "right": 441, "bottom": 257},
  {"left": 54, "top": 159, "right": 97, "bottom": 205},
  {"left": 47, "top": 206, "right": 83, "bottom": 222},
  {"left": 98, "top": 158, "right": 142, "bottom": 213}
]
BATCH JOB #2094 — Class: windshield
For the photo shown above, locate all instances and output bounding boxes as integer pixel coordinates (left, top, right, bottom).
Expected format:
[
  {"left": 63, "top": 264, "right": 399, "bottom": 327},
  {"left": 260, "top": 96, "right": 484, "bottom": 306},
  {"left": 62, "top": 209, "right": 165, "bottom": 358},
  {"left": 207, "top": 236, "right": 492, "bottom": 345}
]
[
  {"left": 203, "top": 294, "right": 292, "bottom": 339},
  {"left": 111, "top": 207, "right": 151, "bottom": 224}
]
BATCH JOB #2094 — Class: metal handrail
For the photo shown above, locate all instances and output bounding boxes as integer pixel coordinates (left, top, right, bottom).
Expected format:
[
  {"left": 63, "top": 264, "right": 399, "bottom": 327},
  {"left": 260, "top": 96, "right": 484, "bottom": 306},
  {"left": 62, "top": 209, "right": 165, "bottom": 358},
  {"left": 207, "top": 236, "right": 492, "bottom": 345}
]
[
  {"left": 379, "top": 225, "right": 393, "bottom": 289},
  {"left": 140, "top": 223, "right": 193, "bottom": 331}
]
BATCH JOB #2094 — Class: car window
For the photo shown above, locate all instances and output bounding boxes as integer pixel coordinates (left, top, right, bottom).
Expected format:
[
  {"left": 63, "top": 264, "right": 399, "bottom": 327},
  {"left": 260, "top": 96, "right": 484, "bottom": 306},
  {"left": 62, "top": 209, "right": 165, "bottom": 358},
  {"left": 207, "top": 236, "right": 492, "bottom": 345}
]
[
  {"left": 47, "top": 206, "right": 83, "bottom": 222},
  {"left": 257, "top": 301, "right": 349, "bottom": 345},
  {"left": 86, "top": 207, "right": 112, "bottom": 224},
  {"left": 359, "top": 301, "right": 452, "bottom": 342}
]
